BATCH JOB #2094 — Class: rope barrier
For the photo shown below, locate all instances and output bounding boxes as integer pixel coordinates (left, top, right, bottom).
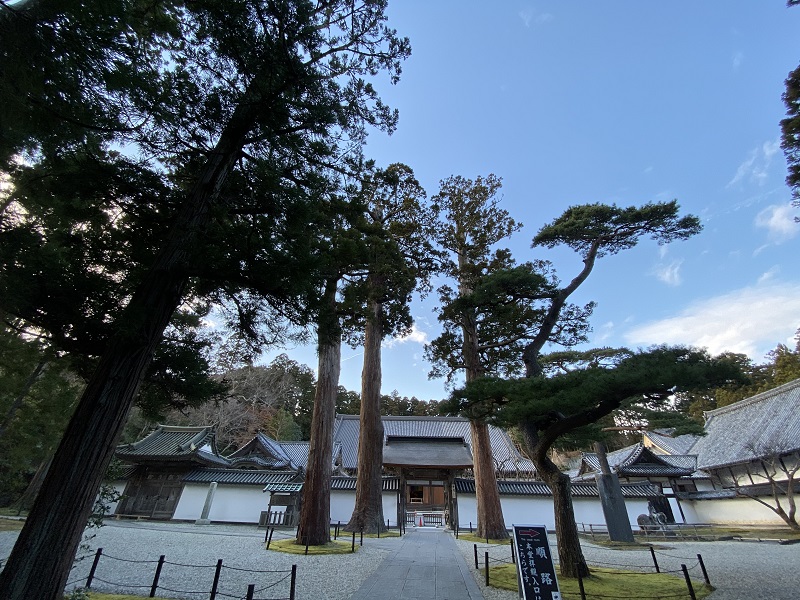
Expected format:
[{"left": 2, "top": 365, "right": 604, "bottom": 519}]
[
  {"left": 221, "top": 564, "right": 294, "bottom": 574},
  {"left": 162, "top": 559, "right": 222, "bottom": 568},
  {"left": 100, "top": 552, "right": 159, "bottom": 564},
  {"left": 154, "top": 583, "right": 208, "bottom": 595},
  {"left": 251, "top": 572, "right": 293, "bottom": 592}
]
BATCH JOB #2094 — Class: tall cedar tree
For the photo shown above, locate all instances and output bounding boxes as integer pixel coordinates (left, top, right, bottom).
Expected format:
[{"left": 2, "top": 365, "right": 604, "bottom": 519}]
[
  {"left": 448, "top": 201, "right": 703, "bottom": 577},
  {"left": 296, "top": 190, "right": 377, "bottom": 546},
  {"left": 342, "top": 163, "right": 436, "bottom": 534},
  {"left": 427, "top": 174, "right": 523, "bottom": 540},
  {"left": 781, "top": 1, "right": 800, "bottom": 210},
  {"left": 449, "top": 347, "right": 744, "bottom": 577},
  {"left": 0, "top": 2, "right": 409, "bottom": 598}
]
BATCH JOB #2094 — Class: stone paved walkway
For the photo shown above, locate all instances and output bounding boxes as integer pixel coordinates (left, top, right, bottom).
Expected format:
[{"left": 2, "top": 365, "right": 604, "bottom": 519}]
[{"left": 350, "top": 528, "right": 485, "bottom": 600}]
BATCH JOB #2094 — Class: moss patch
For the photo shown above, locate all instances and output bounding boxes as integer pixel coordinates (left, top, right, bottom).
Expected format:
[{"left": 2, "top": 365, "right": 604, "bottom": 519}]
[
  {"left": 268, "top": 538, "right": 358, "bottom": 555},
  {"left": 484, "top": 564, "right": 713, "bottom": 599}
]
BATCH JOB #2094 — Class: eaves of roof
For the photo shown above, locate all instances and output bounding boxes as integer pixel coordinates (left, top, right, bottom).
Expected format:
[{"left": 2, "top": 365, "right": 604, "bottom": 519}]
[
  {"left": 331, "top": 476, "right": 400, "bottom": 492},
  {"left": 183, "top": 469, "right": 297, "bottom": 486}
]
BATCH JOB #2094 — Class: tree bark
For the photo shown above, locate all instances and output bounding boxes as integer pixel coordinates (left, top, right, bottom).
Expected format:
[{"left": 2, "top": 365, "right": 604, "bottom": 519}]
[
  {"left": 0, "top": 75, "right": 263, "bottom": 600},
  {"left": 345, "top": 295, "right": 386, "bottom": 533},
  {"left": 471, "top": 420, "right": 508, "bottom": 539},
  {"left": 296, "top": 280, "right": 340, "bottom": 546},
  {"left": 520, "top": 420, "right": 589, "bottom": 578}
]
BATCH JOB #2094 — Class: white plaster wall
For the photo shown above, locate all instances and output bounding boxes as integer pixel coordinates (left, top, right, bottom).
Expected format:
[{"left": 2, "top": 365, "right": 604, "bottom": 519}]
[
  {"left": 679, "top": 498, "right": 787, "bottom": 526},
  {"left": 457, "top": 495, "right": 651, "bottom": 530},
  {"left": 330, "top": 491, "right": 398, "bottom": 526},
  {"left": 173, "top": 483, "right": 269, "bottom": 523}
]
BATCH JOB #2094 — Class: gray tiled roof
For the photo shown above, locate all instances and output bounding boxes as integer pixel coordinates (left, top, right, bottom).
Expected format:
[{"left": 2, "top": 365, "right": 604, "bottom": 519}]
[
  {"left": 577, "top": 443, "right": 696, "bottom": 479},
  {"left": 183, "top": 469, "right": 297, "bottom": 486},
  {"left": 383, "top": 437, "right": 473, "bottom": 468},
  {"left": 116, "top": 425, "right": 224, "bottom": 466},
  {"left": 454, "top": 478, "right": 659, "bottom": 498},
  {"left": 227, "top": 433, "right": 298, "bottom": 470},
  {"left": 644, "top": 431, "right": 700, "bottom": 455},
  {"left": 279, "top": 441, "right": 342, "bottom": 470},
  {"left": 692, "top": 378, "right": 800, "bottom": 470},
  {"left": 333, "top": 415, "right": 535, "bottom": 475}
]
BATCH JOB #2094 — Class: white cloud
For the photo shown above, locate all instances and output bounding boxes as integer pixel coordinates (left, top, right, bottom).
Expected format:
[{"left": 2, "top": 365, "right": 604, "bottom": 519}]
[
  {"left": 755, "top": 203, "right": 800, "bottom": 243},
  {"left": 732, "top": 51, "right": 743, "bottom": 70},
  {"left": 757, "top": 267, "right": 780, "bottom": 284},
  {"left": 727, "top": 139, "right": 780, "bottom": 188},
  {"left": 519, "top": 7, "right": 553, "bottom": 27},
  {"left": 653, "top": 260, "right": 683, "bottom": 286},
  {"left": 624, "top": 282, "right": 800, "bottom": 359},
  {"left": 383, "top": 323, "right": 428, "bottom": 349},
  {"left": 594, "top": 321, "right": 615, "bottom": 343}
]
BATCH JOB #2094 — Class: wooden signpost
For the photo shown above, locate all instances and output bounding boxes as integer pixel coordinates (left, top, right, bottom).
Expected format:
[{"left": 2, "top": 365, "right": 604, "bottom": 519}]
[{"left": 512, "top": 524, "right": 561, "bottom": 600}]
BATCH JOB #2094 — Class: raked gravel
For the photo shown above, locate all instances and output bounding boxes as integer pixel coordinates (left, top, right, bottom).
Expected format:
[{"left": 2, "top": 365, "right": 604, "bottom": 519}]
[{"left": 2, "top": 521, "right": 798, "bottom": 599}]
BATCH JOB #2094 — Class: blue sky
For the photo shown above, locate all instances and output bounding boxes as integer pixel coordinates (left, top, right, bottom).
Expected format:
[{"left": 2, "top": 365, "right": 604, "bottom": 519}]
[{"left": 267, "top": 2, "right": 800, "bottom": 400}]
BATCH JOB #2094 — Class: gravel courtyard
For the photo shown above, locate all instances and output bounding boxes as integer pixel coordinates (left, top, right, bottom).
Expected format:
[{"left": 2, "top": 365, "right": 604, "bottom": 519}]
[{"left": 1, "top": 521, "right": 797, "bottom": 599}]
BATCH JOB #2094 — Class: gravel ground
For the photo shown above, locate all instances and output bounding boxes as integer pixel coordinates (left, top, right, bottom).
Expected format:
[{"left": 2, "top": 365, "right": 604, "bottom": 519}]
[
  {"left": 454, "top": 534, "right": 800, "bottom": 600},
  {"left": 2, "top": 522, "right": 798, "bottom": 599}
]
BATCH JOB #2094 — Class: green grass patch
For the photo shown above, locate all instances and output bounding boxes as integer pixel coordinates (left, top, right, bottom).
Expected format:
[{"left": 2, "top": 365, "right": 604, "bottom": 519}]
[
  {"left": 268, "top": 538, "right": 358, "bottom": 555},
  {"left": 584, "top": 539, "right": 671, "bottom": 551},
  {"left": 457, "top": 532, "right": 510, "bottom": 545},
  {"left": 330, "top": 527, "right": 401, "bottom": 539},
  {"left": 484, "top": 564, "right": 713, "bottom": 599},
  {"left": 694, "top": 526, "right": 800, "bottom": 540}
]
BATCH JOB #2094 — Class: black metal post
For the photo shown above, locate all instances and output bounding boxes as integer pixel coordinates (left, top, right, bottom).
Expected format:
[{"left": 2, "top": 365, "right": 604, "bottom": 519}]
[
  {"left": 245, "top": 583, "right": 255, "bottom": 600},
  {"left": 576, "top": 563, "right": 587, "bottom": 600},
  {"left": 649, "top": 545, "right": 660, "bottom": 573},
  {"left": 209, "top": 559, "right": 223, "bottom": 600},
  {"left": 360, "top": 529, "right": 363, "bottom": 546},
  {"left": 290, "top": 564, "right": 297, "bottom": 600},
  {"left": 681, "top": 564, "right": 697, "bottom": 600},
  {"left": 697, "top": 553, "right": 711, "bottom": 585},
  {"left": 264, "top": 528, "right": 270, "bottom": 543},
  {"left": 304, "top": 538, "right": 309, "bottom": 555},
  {"left": 150, "top": 555, "right": 165, "bottom": 597},
  {"left": 85, "top": 547, "right": 102, "bottom": 589},
  {"left": 510, "top": 539, "right": 515, "bottom": 564},
  {"left": 351, "top": 531, "right": 356, "bottom": 552},
  {"left": 473, "top": 544, "right": 478, "bottom": 569},
  {"left": 267, "top": 527, "right": 275, "bottom": 549},
  {"left": 484, "top": 552, "right": 489, "bottom": 586},
  {"left": 470, "top": 521, "right": 472, "bottom": 533}
]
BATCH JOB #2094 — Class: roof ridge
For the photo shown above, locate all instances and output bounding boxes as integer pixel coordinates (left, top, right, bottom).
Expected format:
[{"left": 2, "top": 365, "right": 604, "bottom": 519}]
[{"left": 704, "top": 377, "right": 800, "bottom": 419}]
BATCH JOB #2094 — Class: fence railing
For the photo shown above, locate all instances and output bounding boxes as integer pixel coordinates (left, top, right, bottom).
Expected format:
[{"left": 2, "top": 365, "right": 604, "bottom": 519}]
[
  {"left": 67, "top": 548, "right": 296, "bottom": 600},
  {"left": 470, "top": 539, "right": 712, "bottom": 600},
  {"left": 405, "top": 511, "right": 444, "bottom": 527},
  {"left": 259, "top": 510, "right": 298, "bottom": 528},
  {"left": 577, "top": 522, "right": 717, "bottom": 542}
]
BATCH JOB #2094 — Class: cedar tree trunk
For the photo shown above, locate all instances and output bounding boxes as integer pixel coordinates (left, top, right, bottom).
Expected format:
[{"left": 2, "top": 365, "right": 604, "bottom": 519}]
[
  {"left": 0, "top": 80, "right": 262, "bottom": 600},
  {"left": 296, "top": 280, "right": 340, "bottom": 545},
  {"left": 345, "top": 295, "right": 386, "bottom": 533},
  {"left": 471, "top": 419, "right": 508, "bottom": 539}
]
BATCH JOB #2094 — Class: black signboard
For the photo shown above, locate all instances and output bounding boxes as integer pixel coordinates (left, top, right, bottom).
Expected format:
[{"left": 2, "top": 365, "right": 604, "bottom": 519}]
[{"left": 512, "top": 524, "right": 561, "bottom": 600}]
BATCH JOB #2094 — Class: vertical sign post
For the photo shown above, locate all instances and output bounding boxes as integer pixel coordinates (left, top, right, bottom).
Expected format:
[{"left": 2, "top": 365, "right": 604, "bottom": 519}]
[{"left": 512, "top": 524, "right": 561, "bottom": 600}]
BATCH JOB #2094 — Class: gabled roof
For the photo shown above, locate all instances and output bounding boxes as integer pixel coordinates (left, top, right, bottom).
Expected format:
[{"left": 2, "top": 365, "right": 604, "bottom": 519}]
[
  {"left": 332, "top": 414, "right": 536, "bottom": 475},
  {"left": 576, "top": 443, "right": 696, "bottom": 480},
  {"left": 692, "top": 378, "right": 800, "bottom": 470},
  {"left": 643, "top": 430, "right": 700, "bottom": 455},
  {"left": 227, "top": 432, "right": 298, "bottom": 470},
  {"left": 116, "top": 425, "right": 227, "bottom": 467},
  {"left": 454, "top": 478, "right": 659, "bottom": 499}
]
